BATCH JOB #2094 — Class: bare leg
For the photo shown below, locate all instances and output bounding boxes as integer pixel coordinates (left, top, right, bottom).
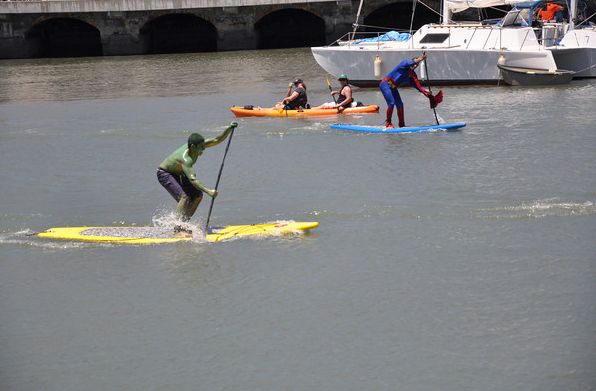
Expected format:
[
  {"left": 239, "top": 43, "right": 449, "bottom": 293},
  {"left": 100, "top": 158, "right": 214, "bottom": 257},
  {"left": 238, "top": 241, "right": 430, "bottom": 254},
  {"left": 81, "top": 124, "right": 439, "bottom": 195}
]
[{"left": 175, "top": 194, "right": 203, "bottom": 222}]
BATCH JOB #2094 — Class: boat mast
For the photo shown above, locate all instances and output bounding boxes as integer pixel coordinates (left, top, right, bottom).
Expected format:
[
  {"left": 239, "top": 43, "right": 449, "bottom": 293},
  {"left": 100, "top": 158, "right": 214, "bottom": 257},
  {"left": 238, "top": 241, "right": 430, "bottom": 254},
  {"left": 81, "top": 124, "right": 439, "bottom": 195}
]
[
  {"left": 442, "top": 0, "right": 451, "bottom": 24},
  {"left": 352, "top": 0, "right": 364, "bottom": 40},
  {"left": 410, "top": 0, "right": 418, "bottom": 34},
  {"left": 569, "top": 0, "right": 577, "bottom": 29}
]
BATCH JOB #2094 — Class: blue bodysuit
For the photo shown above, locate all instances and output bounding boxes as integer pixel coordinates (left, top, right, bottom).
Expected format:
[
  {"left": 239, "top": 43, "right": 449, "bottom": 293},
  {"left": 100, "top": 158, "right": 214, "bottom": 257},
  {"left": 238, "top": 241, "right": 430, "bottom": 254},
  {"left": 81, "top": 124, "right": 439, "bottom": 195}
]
[{"left": 379, "top": 59, "right": 427, "bottom": 109}]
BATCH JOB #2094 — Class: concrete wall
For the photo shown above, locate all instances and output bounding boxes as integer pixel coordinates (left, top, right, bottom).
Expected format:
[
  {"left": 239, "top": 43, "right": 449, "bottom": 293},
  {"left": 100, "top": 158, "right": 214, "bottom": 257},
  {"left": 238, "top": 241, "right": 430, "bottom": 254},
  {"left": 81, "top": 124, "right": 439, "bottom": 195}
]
[
  {"left": 0, "top": 0, "right": 438, "bottom": 59},
  {"left": 0, "top": 0, "right": 349, "bottom": 13}
]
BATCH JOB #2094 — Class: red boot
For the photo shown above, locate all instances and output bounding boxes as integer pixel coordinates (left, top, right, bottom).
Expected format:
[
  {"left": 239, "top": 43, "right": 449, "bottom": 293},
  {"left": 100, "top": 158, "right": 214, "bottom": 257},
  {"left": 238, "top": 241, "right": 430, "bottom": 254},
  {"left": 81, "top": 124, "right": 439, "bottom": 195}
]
[
  {"left": 385, "top": 107, "right": 394, "bottom": 128},
  {"left": 397, "top": 107, "right": 406, "bottom": 128}
]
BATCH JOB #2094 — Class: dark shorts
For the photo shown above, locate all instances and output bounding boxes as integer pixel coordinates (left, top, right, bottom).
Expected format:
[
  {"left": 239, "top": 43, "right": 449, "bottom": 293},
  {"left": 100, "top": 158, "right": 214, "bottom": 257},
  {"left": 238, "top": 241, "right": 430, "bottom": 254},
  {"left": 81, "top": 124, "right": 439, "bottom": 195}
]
[
  {"left": 285, "top": 101, "right": 301, "bottom": 110},
  {"left": 157, "top": 168, "right": 202, "bottom": 202}
]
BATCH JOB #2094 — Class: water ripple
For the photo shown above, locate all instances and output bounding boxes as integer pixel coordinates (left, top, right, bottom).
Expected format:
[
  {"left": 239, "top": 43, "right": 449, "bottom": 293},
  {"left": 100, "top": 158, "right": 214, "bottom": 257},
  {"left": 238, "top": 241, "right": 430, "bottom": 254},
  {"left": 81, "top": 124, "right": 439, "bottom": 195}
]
[{"left": 475, "top": 198, "right": 596, "bottom": 219}]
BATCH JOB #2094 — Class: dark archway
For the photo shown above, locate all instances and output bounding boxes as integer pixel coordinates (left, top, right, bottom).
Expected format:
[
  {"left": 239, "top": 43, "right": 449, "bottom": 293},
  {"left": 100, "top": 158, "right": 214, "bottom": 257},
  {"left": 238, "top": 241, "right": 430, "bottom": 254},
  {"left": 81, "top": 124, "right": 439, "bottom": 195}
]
[
  {"left": 25, "top": 18, "right": 102, "bottom": 58},
  {"left": 255, "top": 9, "right": 325, "bottom": 49},
  {"left": 363, "top": 2, "right": 439, "bottom": 32},
  {"left": 140, "top": 13, "right": 217, "bottom": 54}
]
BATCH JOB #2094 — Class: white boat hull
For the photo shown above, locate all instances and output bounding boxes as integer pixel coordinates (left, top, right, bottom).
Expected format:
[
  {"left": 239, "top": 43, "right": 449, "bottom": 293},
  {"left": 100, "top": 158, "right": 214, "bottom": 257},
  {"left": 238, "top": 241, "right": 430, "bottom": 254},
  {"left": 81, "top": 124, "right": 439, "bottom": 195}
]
[
  {"left": 311, "top": 23, "right": 558, "bottom": 86},
  {"left": 311, "top": 46, "right": 558, "bottom": 86}
]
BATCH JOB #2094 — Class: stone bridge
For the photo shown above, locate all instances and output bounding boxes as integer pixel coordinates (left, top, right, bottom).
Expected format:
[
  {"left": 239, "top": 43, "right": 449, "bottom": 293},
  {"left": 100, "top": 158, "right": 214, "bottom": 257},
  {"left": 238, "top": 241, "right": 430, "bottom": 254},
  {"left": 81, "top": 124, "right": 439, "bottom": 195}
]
[{"left": 0, "top": 0, "right": 441, "bottom": 59}]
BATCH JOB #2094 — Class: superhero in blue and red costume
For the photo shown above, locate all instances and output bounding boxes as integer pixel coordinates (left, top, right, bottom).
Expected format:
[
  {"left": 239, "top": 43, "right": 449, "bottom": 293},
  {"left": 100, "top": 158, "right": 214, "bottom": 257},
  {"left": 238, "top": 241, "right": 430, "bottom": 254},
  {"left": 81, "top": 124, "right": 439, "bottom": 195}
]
[{"left": 379, "top": 54, "right": 439, "bottom": 128}]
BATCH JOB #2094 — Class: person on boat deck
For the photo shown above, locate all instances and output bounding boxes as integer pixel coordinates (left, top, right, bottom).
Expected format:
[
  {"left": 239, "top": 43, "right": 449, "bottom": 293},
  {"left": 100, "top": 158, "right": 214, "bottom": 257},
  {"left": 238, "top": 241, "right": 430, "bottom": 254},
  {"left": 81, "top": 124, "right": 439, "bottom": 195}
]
[
  {"left": 279, "top": 79, "right": 308, "bottom": 110},
  {"left": 157, "top": 122, "right": 237, "bottom": 231},
  {"left": 379, "top": 53, "right": 435, "bottom": 128},
  {"left": 538, "top": 0, "right": 564, "bottom": 21},
  {"left": 316, "top": 74, "right": 354, "bottom": 111}
]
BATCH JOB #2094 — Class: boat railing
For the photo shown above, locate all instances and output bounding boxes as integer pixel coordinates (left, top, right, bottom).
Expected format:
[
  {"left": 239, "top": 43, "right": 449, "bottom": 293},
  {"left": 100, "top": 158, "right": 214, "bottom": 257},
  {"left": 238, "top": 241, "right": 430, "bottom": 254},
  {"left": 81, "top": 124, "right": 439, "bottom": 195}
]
[
  {"left": 327, "top": 23, "right": 549, "bottom": 52},
  {"left": 433, "top": 24, "right": 542, "bottom": 52},
  {"left": 529, "top": 22, "right": 569, "bottom": 47}
]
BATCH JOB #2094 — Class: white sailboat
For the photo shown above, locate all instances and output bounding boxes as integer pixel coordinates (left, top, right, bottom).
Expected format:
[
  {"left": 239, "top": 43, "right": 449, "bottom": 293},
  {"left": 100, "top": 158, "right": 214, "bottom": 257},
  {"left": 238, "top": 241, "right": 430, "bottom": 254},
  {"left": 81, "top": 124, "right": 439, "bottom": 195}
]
[{"left": 311, "top": 0, "right": 559, "bottom": 86}]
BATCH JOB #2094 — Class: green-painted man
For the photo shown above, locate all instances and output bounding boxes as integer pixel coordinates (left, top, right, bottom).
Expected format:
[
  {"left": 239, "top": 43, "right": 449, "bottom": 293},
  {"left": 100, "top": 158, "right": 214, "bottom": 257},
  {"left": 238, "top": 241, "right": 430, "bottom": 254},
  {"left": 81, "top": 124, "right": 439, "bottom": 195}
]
[{"left": 157, "top": 122, "right": 237, "bottom": 229}]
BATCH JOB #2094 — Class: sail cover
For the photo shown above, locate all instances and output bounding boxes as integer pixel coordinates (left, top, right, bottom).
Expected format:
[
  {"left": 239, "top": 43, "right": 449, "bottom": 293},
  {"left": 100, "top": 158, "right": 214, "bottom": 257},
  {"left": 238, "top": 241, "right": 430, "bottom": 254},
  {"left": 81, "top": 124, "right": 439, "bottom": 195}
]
[{"left": 446, "top": 0, "right": 521, "bottom": 13}]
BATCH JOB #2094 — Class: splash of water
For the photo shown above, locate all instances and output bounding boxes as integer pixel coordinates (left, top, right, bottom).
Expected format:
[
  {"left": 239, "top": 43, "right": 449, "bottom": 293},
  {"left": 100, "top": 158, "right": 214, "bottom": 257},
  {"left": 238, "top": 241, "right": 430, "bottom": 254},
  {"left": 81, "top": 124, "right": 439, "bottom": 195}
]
[
  {"left": 476, "top": 199, "right": 596, "bottom": 219},
  {"left": 151, "top": 210, "right": 206, "bottom": 242},
  {"left": 0, "top": 230, "right": 95, "bottom": 249}
]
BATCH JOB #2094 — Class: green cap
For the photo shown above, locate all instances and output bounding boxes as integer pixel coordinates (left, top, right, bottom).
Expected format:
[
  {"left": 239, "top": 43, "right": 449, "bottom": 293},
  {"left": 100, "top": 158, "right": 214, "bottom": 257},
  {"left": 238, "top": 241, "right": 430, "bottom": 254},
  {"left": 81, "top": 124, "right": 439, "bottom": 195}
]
[{"left": 338, "top": 73, "right": 348, "bottom": 80}]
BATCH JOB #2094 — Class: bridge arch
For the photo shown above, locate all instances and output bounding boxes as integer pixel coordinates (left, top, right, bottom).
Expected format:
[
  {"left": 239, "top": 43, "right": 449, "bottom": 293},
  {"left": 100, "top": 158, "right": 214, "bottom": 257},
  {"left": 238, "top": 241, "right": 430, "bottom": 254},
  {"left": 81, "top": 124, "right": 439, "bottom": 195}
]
[
  {"left": 363, "top": 2, "right": 440, "bottom": 32},
  {"left": 255, "top": 8, "right": 325, "bottom": 49},
  {"left": 25, "top": 17, "right": 102, "bottom": 58},
  {"left": 139, "top": 13, "right": 217, "bottom": 54}
]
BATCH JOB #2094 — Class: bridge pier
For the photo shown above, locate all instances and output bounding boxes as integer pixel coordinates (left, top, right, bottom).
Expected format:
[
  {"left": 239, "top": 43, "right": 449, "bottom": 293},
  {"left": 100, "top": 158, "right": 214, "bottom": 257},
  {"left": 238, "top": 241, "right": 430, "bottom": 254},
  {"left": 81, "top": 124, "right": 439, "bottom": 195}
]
[{"left": 98, "top": 12, "right": 142, "bottom": 56}]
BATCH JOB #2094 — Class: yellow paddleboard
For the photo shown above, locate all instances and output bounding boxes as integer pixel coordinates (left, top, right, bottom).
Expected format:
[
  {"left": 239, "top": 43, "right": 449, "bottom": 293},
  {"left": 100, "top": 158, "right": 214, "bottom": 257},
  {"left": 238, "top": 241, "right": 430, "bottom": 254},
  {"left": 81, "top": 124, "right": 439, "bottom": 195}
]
[{"left": 37, "top": 221, "right": 318, "bottom": 244}]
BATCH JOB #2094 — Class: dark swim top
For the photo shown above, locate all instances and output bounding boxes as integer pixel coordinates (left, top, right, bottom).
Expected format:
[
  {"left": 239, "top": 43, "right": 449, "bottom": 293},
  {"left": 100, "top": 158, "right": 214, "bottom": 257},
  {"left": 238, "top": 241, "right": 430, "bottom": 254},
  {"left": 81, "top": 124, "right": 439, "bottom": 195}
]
[
  {"left": 287, "top": 86, "right": 307, "bottom": 109},
  {"left": 336, "top": 85, "right": 352, "bottom": 105}
]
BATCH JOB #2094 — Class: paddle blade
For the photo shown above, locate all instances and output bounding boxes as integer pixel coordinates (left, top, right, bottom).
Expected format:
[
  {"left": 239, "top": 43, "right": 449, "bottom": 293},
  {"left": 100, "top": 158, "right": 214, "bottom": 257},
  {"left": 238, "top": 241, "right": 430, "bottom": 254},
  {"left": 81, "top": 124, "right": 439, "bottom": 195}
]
[{"left": 429, "top": 90, "right": 443, "bottom": 109}]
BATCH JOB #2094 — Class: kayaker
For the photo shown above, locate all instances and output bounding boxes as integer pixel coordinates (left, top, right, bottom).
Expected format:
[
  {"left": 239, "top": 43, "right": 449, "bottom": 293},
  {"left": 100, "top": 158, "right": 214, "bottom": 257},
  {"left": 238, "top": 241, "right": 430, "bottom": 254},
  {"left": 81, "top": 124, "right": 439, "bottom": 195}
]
[
  {"left": 157, "top": 122, "right": 237, "bottom": 232},
  {"left": 379, "top": 54, "right": 437, "bottom": 128},
  {"left": 315, "top": 73, "right": 354, "bottom": 111},
  {"left": 279, "top": 79, "right": 308, "bottom": 110}
]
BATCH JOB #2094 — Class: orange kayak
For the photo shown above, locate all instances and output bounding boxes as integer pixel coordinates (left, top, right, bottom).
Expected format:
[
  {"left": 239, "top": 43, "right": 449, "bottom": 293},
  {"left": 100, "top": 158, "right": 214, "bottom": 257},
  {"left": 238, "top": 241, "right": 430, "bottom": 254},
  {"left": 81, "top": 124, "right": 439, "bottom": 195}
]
[{"left": 231, "top": 105, "right": 379, "bottom": 117}]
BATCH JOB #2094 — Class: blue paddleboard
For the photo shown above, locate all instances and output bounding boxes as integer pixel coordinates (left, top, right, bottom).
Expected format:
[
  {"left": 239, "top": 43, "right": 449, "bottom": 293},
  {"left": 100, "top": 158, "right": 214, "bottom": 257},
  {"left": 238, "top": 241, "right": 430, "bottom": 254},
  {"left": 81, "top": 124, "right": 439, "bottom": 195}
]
[{"left": 330, "top": 122, "right": 466, "bottom": 133}]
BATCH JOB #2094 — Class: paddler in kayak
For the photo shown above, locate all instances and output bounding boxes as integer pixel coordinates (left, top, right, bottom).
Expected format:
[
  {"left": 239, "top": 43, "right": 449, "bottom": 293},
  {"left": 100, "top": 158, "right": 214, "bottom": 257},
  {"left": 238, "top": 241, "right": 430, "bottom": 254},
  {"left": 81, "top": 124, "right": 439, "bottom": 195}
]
[
  {"left": 315, "top": 73, "right": 354, "bottom": 112},
  {"left": 379, "top": 54, "right": 439, "bottom": 128},
  {"left": 276, "top": 79, "right": 309, "bottom": 110},
  {"left": 157, "top": 122, "right": 237, "bottom": 232}
]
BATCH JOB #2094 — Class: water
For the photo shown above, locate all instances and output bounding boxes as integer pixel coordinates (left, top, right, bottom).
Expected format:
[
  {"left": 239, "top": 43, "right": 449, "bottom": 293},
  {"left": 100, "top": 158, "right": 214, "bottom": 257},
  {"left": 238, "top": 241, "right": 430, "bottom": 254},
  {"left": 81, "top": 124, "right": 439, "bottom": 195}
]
[{"left": 1, "top": 49, "right": 595, "bottom": 391}]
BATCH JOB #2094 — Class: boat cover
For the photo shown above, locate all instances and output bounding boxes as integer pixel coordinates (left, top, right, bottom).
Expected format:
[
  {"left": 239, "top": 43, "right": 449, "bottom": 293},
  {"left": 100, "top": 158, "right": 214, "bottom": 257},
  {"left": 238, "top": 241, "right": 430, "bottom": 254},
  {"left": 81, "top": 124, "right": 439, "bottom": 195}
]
[
  {"left": 447, "top": 0, "right": 521, "bottom": 13},
  {"left": 354, "top": 31, "right": 412, "bottom": 44}
]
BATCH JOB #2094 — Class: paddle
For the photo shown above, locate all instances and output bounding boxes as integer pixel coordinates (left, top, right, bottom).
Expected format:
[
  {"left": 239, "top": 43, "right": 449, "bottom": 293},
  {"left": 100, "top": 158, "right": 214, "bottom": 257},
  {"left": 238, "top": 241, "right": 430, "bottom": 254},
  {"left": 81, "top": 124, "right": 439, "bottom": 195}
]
[
  {"left": 204, "top": 124, "right": 236, "bottom": 232},
  {"left": 276, "top": 102, "right": 288, "bottom": 116},
  {"left": 422, "top": 54, "right": 442, "bottom": 126},
  {"left": 281, "top": 81, "right": 298, "bottom": 116},
  {"left": 326, "top": 77, "right": 338, "bottom": 104}
]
